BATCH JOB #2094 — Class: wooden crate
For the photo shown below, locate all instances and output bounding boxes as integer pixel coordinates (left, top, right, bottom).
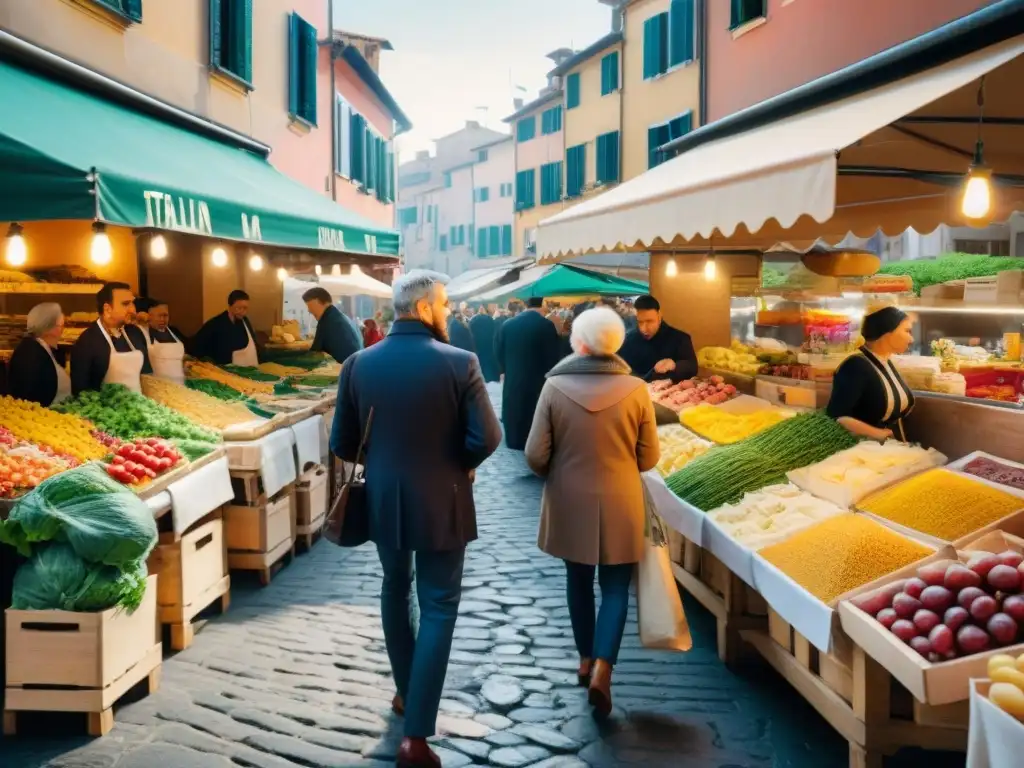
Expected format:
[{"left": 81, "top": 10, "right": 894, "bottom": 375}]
[
  {"left": 295, "top": 466, "right": 328, "bottom": 550},
  {"left": 745, "top": 613, "right": 968, "bottom": 768},
  {"left": 229, "top": 470, "right": 266, "bottom": 506},
  {"left": 3, "top": 575, "right": 162, "bottom": 737},
  {"left": 148, "top": 513, "right": 231, "bottom": 651},
  {"left": 226, "top": 487, "right": 296, "bottom": 586}
]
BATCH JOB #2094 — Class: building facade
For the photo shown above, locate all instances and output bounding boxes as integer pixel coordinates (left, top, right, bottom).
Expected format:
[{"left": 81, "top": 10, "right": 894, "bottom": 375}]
[{"left": 472, "top": 136, "right": 516, "bottom": 264}]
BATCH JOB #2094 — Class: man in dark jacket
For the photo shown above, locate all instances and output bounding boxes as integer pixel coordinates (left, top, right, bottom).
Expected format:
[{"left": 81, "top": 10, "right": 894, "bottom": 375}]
[
  {"left": 494, "top": 296, "right": 562, "bottom": 450},
  {"left": 192, "top": 290, "right": 260, "bottom": 366},
  {"left": 468, "top": 310, "right": 499, "bottom": 382},
  {"left": 302, "top": 286, "right": 362, "bottom": 364},
  {"left": 618, "top": 294, "right": 697, "bottom": 383},
  {"left": 70, "top": 282, "right": 153, "bottom": 395},
  {"left": 331, "top": 270, "right": 501, "bottom": 767},
  {"left": 446, "top": 311, "right": 476, "bottom": 355}
]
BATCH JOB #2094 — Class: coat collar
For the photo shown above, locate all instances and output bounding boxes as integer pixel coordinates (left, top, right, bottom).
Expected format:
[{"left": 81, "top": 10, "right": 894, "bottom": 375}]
[
  {"left": 388, "top": 319, "right": 433, "bottom": 337},
  {"left": 548, "top": 353, "right": 631, "bottom": 378}
]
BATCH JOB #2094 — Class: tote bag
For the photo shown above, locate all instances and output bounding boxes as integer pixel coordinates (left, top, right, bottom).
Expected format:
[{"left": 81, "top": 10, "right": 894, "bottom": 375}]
[{"left": 636, "top": 483, "right": 692, "bottom": 651}]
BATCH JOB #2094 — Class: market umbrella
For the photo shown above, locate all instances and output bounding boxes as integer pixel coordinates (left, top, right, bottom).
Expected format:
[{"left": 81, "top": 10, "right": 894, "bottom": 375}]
[{"left": 507, "top": 264, "right": 648, "bottom": 300}]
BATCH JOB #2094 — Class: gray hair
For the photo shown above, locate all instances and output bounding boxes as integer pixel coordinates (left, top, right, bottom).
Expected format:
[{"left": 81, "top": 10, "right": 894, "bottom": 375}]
[
  {"left": 26, "top": 302, "right": 63, "bottom": 338},
  {"left": 571, "top": 307, "right": 625, "bottom": 356},
  {"left": 392, "top": 270, "right": 450, "bottom": 316}
]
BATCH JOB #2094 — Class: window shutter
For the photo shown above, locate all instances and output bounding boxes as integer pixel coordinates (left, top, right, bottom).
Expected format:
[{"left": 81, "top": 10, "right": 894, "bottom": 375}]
[
  {"left": 566, "top": 73, "right": 580, "bottom": 109},
  {"left": 642, "top": 16, "right": 657, "bottom": 79},
  {"left": 232, "top": 0, "right": 254, "bottom": 83},
  {"left": 597, "top": 132, "right": 620, "bottom": 183},
  {"left": 125, "top": 0, "right": 143, "bottom": 21},
  {"left": 338, "top": 100, "right": 352, "bottom": 177},
  {"left": 670, "top": 0, "right": 695, "bottom": 67},
  {"left": 477, "top": 227, "right": 488, "bottom": 257},
  {"left": 489, "top": 226, "right": 501, "bottom": 255},
  {"left": 440, "top": 235, "right": 448, "bottom": 252},
  {"left": 209, "top": 0, "right": 223, "bottom": 68},
  {"left": 302, "top": 19, "right": 318, "bottom": 124},
  {"left": 385, "top": 147, "right": 395, "bottom": 202},
  {"left": 501, "top": 225, "right": 512, "bottom": 256},
  {"left": 601, "top": 52, "right": 619, "bottom": 95},
  {"left": 468, "top": 224, "right": 475, "bottom": 252},
  {"left": 648, "top": 124, "right": 670, "bottom": 169},
  {"left": 287, "top": 14, "right": 300, "bottom": 116},
  {"left": 350, "top": 113, "right": 364, "bottom": 183},
  {"left": 566, "top": 145, "right": 585, "bottom": 199}
]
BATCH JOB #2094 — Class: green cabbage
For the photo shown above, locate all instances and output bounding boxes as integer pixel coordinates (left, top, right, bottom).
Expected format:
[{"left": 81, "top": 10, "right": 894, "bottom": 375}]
[{"left": 11, "top": 543, "right": 149, "bottom": 613}]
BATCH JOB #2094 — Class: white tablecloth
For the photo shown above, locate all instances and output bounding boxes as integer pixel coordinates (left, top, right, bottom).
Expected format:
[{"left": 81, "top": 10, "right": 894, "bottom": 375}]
[
  {"left": 291, "top": 415, "right": 324, "bottom": 473},
  {"left": 224, "top": 428, "right": 297, "bottom": 497},
  {"left": 167, "top": 456, "right": 234, "bottom": 535},
  {"left": 642, "top": 471, "right": 705, "bottom": 546},
  {"left": 968, "top": 679, "right": 1024, "bottom": 768}
]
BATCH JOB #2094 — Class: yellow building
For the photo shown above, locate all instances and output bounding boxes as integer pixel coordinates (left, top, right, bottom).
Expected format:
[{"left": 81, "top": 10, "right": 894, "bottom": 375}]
[{"left": 621, "top": 0, "right": 700, "bottom": 181}]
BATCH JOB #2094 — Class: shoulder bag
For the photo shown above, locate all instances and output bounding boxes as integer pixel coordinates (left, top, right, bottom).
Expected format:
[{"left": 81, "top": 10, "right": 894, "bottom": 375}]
[{"left": 324, "top": 407, "right": 374, "bottom": 547}]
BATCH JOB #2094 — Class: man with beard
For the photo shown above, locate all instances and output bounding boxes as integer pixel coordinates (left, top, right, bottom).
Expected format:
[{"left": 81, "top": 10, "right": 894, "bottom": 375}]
[
  {"left": 71, "top": 282, "right": 153, "bottom": 395},
  {"left": 331, "top": 270, "right": 501, "bottom": 767},
  {"left": 468, "top": 308, "right": 499, "bottom": 382},
  {"left": 494, "top": 296, "right": 562, "bottom": 450},
  {"left": 618, "top": 294, "right": 697, "bottom": 382}
]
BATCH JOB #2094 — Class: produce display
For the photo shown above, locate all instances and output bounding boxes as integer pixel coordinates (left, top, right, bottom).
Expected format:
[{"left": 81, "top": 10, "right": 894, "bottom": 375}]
[
  {"left": 0, "top": 395, "right": 108, "bottom": 462},
  {"left": 759, "top": 363, "right": 809, "bottom": 380},
  {"left": 102, "top": 438, "right": 184, "bottom": 487},
  {"left": 707, "top": 484, "right": 845, "bottom": 550},
  {"left": 649, "top": 376, "right": 738, "bottom": 411},
  {"left": 988, "top": 653, "right": 1024, "bottom": 718},
  {"left": 55, "top": 384, "right": 220, "bottom": 444},
  {"left": 963, "top": 456, "right": 1024, "bottom": 492},
  {"left": 680, "top": 403, "right": 790, "bottom": 445},
  {"left": 141, "top": 375, "right": 258, "bottom": 430},
  {"left": 185, "top": 378, "right": 252, "bottom": 402},
  {"left": 698, "top": 344, "right": 761, "bottom": 376},
  {"left": 0, "top": 444, "right": 70, "bottom": 499},
  {"left": 859, "top": 469, "right": 1023, "bottom": 542},
  {"left": 655, "top": 425, "right": 711, "bottom": 477},
  {"left": 260, "top": 350, "right": 328, "bottom": 370},
  {"left": 309, "top": 361, "right": 342, "bottom": 377},
  {"left": 850, "top": 549, "right": 1024, "bottom": 660},
  {"left": 223, "top": 365, "right": 281, "bottom": 382},
  {"left": 291, "top": 374, "right": 338, "bottom": 389},
  {"left": 186, "top": 360, "right": 275, "bottom": 396},
  {"left": 759, "top": 514, "right": 932, "bottom": 603},
  {"left": 876, "top": 254, "right": 1024, "bottom": 295},
  {"left": 258, "top": 362, "right": 306, "bottom": 377},
  {"left": 172, "top": 439, "right": 217, "bottom": 462},
  {"left": 787, "top": 441, "right": 946, "bottom": 508},
  {"left": 666, "top": 412, "right": 859, "bottom": 511}
]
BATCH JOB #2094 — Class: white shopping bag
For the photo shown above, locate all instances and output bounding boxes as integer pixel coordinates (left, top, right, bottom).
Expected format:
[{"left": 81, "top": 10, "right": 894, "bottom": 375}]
[{"left": 637, "top": 485, "right": 692, "bottom": 651}]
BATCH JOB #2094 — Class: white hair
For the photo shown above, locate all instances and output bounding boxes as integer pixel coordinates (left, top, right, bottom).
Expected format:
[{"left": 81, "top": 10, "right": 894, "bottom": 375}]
[
  {"left": 392, "top": 270, "right": 450, "bottom": 315},
  {"left": 26, "top": 303, "right": 63, "bottom": 338},
  {"left": 571, "top": 307, "right": 625, "bottom": 356}
]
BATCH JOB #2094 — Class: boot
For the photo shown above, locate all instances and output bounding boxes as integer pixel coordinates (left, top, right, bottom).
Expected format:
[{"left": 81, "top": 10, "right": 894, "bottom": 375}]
[
  {"left": 396, "top": 737, "right": 441, "bottom": 767},
  {"left": 392, "top": 694, "right": 404, "bottom": 716},
  {"left": 588, "top": 659, "right": 613, "bottom": 717},
  {"left": 577, "top": 657, "right": 592, "bottom": 688}
]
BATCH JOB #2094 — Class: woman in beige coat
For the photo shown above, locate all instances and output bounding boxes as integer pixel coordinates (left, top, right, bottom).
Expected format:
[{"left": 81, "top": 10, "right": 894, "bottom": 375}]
[{"left": 525, "top": 307, "right": 660, "bottom": 716}]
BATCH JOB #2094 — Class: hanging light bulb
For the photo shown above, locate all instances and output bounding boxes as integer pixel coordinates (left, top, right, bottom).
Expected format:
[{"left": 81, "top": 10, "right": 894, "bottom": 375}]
[
  {"left": 704, "top": 254, "right": 716, "bottom": 281},
  {"left": 5, "top": 223, "right": 27, "bottom": 267},
  {"left": 664, "top": 257, "right": 678, "bottom": 278},
  {"left": 961, "top": 141, "right": 992, "bottom": 222},
  {"left": 150, "top": 234, "right": 168, "bottom": 260},
  {"left": 276, "top": 267, "right": 288, "bottom": 281},
  {"left": 90, "top": 222, "right": 112, "bottom": 266},
  {"left": 249, "top": 253, "right": 264, "bottom": 272},
  {"left": 314, "top": 264, "right": 322, "bottom": 276},
  {"left": 331, "top": 264, "right": 341, "bottom": 276},
  {"left": 211, "top": 246, "right": 228, "bottom": 267}
]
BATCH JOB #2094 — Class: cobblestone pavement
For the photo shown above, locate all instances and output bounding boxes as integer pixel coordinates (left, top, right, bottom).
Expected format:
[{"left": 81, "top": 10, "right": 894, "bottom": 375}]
[{"left": 1, "top": 388, "right": 966, "bottom": 767}]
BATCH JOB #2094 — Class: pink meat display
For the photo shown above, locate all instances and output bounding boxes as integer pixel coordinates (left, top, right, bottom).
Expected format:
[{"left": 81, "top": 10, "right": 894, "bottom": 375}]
[
  {"left": 963, "top": 457, "right": 1024, "bottom": 492},
  {"left": 647, "top": 376, "right": 738, "bottom": 413}
]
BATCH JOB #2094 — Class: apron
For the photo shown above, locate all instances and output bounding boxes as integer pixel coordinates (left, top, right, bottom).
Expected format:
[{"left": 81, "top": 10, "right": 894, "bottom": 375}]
[
  {"left": 859, "top": 347, "right": 916, "bottom": 442},
  {"left": 97, "top": 320, "right": 144, "bottom": 394},
  {"left": 232, "top": 318, "right": 259, "bottom": 367},
  {"left": 147, "top": 326, "right": 186, "bottom": 385},
  {"left": 37, "top": 338, "right": 71, "bottom": 405}
]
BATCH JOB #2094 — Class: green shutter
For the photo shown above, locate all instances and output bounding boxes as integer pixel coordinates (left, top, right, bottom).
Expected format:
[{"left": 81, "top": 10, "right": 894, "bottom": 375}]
[
  {"left": 670, "top": 0, "right": 695, "bottom": 67},
  {"left": 517, "top": 117, "right": 536, "bottom": 142},
  {"left": 668, "top": 111, "right": 693, "bottom": 141},
  {"left": 477, "top": 227, "right": 488, "bottom": 257},
  {"left": 601, "top": 52, "right": 619, "bottom": 95},
  {"left": 643, "top": 13, "right": 669, "bottom": 79},
  {"left": 489, "top": 226, "right": 501, "bottom": 254},
  {"left": 209, "top": 0, "right": 223, "bottom": 68},
  {"left": 566, "top": 145, "right": 585, "bottom": 198},
  {"left": 350, "top": 113, "right": 365, "bottom": 183},
  {"left": 731, "top": 0, "right": 764, "bottom": 28},
  {"left": 540, "top": 162, "right": 562, "bottom": 205},
  {"left": 301, "top": 19, "right": 318, "bottom": 124},
  {"left": 516, "top": 169, "right": 535, "bottom": 211},
  {"left": 597, "top": 132, "right": 620, "bottom": 183},
  {"left": 231, "top": 0, "right": 253, "bottom": 83},
  {"left": 125, "top": 0, "right": 143, "bottom": 21},
  {"left": 566, "top": 73, "right": 580, "bottom": 110},
  {"left": 385, "top": 147, "right": 395, "bottom": 202},
  {"left": 501, "top": 225, "right": 512, "bottom": 256},
  {"left": 440, "top": 235, "right": 448, "bottom": 252},
  {"left": 648, "top": 124, "right": 670, "bottom": 169},
  {"left": 287, "top": 14, "right": 300, "bottom": 116}
]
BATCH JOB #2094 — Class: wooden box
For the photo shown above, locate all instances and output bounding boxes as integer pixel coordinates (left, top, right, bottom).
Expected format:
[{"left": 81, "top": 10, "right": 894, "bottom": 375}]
[
  {"left": 296, "top": 466, "right": 328, "bottom": 532},
  {"left": 225, "top": 486, "right": 295, "bottom": 553}
]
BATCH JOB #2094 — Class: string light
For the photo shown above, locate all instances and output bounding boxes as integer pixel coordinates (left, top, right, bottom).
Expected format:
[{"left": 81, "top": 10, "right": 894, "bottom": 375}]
[
  {"left": 664, "top": 258, "right": 678, "bottom": 278},
  {"left": 4, "top": 223, "right": 26, "bottom": 267},
  {"left": 276, "top": 267, "right": 288, "bottom": 281},
  {"left": 704, "top": 254, "right": 716, "bottom": 281},
  {"left": 211, "top": 247, "right": 228, "bottom": 267},
  {"left": 331, "top": 264, "right": 341, "bottom": 276},
  {"left": 249, "top": 254, "right": 264, "bottom": 272},
  {"left": 315, "top": 264, "right": 322, "bottom": 276},
  {"left": 961, "top": 79, "right": 993, "bottom": 224},
  {"left": 150, "top": 234, "right": 168, "bottom": 259},
  {"left": 90, "top": 222, "right": 112, "bottom": 266}
]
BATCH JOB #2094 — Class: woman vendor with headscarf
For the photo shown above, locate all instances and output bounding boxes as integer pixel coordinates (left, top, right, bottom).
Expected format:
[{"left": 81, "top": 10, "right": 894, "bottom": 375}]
[
  {"left": 826, "top": 306, "right": 916, "bottom": 442},
  {"left": 8, "top": 302, "right": 72, "bottom": 406}
]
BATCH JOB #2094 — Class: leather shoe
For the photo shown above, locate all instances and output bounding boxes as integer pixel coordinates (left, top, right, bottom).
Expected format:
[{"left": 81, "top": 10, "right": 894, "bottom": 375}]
[
  {"left": 576, "top": 657, "right": 592, "bottom": 687},
  {"left": 392, "top": 695, "right": 404, "bottom": 716},
  {"left": 396, "top": 737, "right": 441, "bottom": 767},
  {"left": 588, "top": 659, "right": 613, "bottom": 717}
]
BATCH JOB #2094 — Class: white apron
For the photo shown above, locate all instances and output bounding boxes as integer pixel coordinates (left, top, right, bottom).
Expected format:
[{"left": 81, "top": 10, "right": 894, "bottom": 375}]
[
  {"left": 97, "top": 320, "right": 144, "bottom": 393},
  {"left": 37, "top": 338, "right": 71, "bottom": 405},
  {"left": 147, "top": 326, "right": 186, "bottom": 385},
  {"left": 231, "top": 318, "right": 259, "bottom": 367}
]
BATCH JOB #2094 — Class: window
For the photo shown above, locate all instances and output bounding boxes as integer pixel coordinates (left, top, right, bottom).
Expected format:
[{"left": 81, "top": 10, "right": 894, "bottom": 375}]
[
  {"left": 566, "top": 73, "right": 581, "bottom": 110},
  {"left": 600, "top": 52, "right": 619, "bottom": 95},
  {"left": 477, "top": 227, "right": 489, "bottom": 257},
  {"left": 349, "top": 112, "right": 366, "bottom": 183},
  {"left": 288, "top": 13, "right": 318, "bottom": 125},
  {"left": 541, "top": 106, "right": 563, "bottom": 135},
  {"left": 954, "top": 239, "right": 1011, "bottom": 256},
  {"left": 475, "top": 186, "right": 490, "bottom": 203},
  {"left": 343, "top": 107, "right": 394, "bottom": 201},
  {"left": 93, "top": 0, "right": 143, "bottom": 22},
  {"left": 334, "top": 96, "right": 352, "bottom": 177},
  {"left": 489, "top": 226, "right": 501, "bottom": 255},
  {"left": 501, "top": 225, "right": 513, "bottom": 256},
  {"left": 398, "top": 207, "right": 418, "bottom": 227},
  {"left": 669, "top": 0, "right": 695, "bottom": 67},
  {"left": 439, "top": 234, "right": 448, "bottom": 252},
  {"left": 209, "top": 0, "right": 253, "bottom": 87},
  {"left": 649, "top": 111, "right": 693, "bottom": 169},
  {"left": 642, "top": 13, "right": 668, "bottom": 80},
  {"left": 500, "top": 182, "right": 513, "bottom": 198},
  {"left": 478, "top": 149, "right": 489, "bottom": 163},
  {"left": 426, "top": 205, "right": 433, "bottom": 223},
  {"left": 596, "top": 131, "right": 620, "bottom": 184},
  {"left": 515, "top": 169, "right": 536, "bottom": 211},
  {"left": 516, "top": 116, "right": 536, "bottom": 143},
  {"left": 566, "top": 144, "right": 586, "bottom": 199},
  {"left": 540, "top": 162, "right": 563, "bottom": 206},
  {"left": 444, "top": 172, "right": 452, "bottom": 188},
  {"left": 730, "top": 0, "right": 766, "bottom": 29}
]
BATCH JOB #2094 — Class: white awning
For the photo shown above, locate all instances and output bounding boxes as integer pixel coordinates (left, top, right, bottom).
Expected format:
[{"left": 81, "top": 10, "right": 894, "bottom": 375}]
[
  {"left": 308, "top": 266, "right": 393, "bottom": 299},
  {"left": 536, "top": 36, "right": 1024, "bottom": 259},
  {"left": 445, "top": 258, "right": 534, "bottom": 300},
  {"left": 474, "top": 265, "right": 553, "bottom": 302}
]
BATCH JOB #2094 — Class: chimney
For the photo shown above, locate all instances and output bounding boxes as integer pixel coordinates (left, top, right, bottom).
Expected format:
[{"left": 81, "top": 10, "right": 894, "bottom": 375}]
[
  {"left": 465, "top": 120, "right": 480, "bottom": 129},
  {"left": 598, "top": 0, "right": 624, "bottom": 33},
  {"left": 416, "top": 150, "right": 429, "bottom": 161},
  {"left": 513, "top": 97, "right": 524, "bottom": 111}
]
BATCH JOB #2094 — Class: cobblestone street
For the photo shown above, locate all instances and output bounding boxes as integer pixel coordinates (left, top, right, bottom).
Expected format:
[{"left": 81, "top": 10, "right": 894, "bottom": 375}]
[{"left": 0, "top": 390, "right": 962, "bottom": 768}]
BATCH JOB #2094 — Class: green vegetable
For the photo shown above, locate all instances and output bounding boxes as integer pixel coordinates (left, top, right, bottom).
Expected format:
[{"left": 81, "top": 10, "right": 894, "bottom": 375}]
[
  {"left": 877, "top": 254, "right": 1024, "bottom": 295},
  {"left": 12, "top": 542, "right": 148, "bottom": 613},
  {"left": 172, "top": 439, "right": 216, "bottom": 462},
  {"left": 761, "top": 267, "right": 788, "bottom": 289},
  {"left": 186, "top": 378, "right": 250, "bottom": 402},
  {"left": 665, "top": 412, "right": 858, "bottom": 510},
  {"left": 273, "top": 380, "right": 301, "bottom": 396},
  {"left": 246, "top": 403, "right": 276, "bottom": 419},
  {"left": 55, "top": 384, "right": 220, "bottom": 443},
  {"left": 260, "top": 350, "right": 328, "bottom": 370},
  {"left": 1, "top": 464, "right": 158, "bottom": 566},
  {"left": 223, "top": 365, "right": 280, "bottom": 382},
  {"left": 291, "top": 375, "right": 337, "bottom": 388}
]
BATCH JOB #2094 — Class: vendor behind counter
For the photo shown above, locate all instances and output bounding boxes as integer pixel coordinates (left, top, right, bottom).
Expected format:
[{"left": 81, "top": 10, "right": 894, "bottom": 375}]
[
  {"left": 192, "top": 289, "right": 260, "bottom": 367},
  {"left": 618, "top": 294, "right": 697, "bottom": 383},
  {"left": 7, "top": 302, "right": 71, "bottom": 406},
  {"left": 70, "top": 282, "right": 152, "bottom": 396}
]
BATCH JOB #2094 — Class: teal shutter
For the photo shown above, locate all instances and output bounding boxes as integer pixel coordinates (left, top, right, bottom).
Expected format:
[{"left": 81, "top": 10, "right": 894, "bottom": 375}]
[
  {"left": 501, "top": 225, "right": 512, "bottom": 256},
  {"left": 477, "top": 227, "right": 488, "bottom": 257},
  {"left": 643, "top": 13, "right": 669, "bottom": 79},
  {"left": 231, "top": 0, "right": 253, "bottom": 83},
  {"left": 648, "top": 124, "right": 670, "bottom": 168},
  {"left": 450, "top": 225, "right": 456, "bottom": 244},
  {"left": 287, "top": 14, "right": 300, "bottom": 116},
  {"left": 209, "top": 0, "right": 223, "bottom": 68},
  {"left": 566, "top": 73, "right": 580, "bottom": 110},
  {"left": 468, "top": 224, "right": 475, "bottom": 251},
  {"left": 566, "top": 145, "right": 585, "bottom": 198},
  {"left": 670, "top": 0, "right": 695, "bottom": 67},
  {"left": 516, "top": 117, "right": 536, "bottom": 142},
  {"left": 489, "top": 226, "right": 501, "bottom": 255},
  {"left": 540, "top": 162, "right": 562, "bottom": 205},
  {"left": 668, "top": 111, "right": 693, "bottom": 140},
  {"left": 385, "top": 147, "right": 395, "bottom": 202},
  {"left": 301, "top": 19, "right": 318, "bottom": 124},
  {"left": 731, "top": 0, "right": 764, "bottom": 28},
  {"left": 597, "top": 132, "right": 620, "bottom": 183},
  {"left": 516, "top": 169, "right": 535, "bottom": 211},
  {"left": 440, "top": 235, "right": 448, "bottom": 252},
  {"left": 350, "top": 113, "right": 365, "bottom": 183},
  {"left": 601, "top": 52, "right": 619, "bottom": 95},
  {"left": 125, "top": 0, "right": 143, "bottom": 21}
]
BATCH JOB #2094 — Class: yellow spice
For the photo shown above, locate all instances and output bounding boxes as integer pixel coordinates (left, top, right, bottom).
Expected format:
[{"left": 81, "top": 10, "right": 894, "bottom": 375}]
[
  {"left": 758, "top": 514, "right": 932, "bottom": 603},
  {"left": 859, "top": 468, "right": 1022, "bottom": 541}
]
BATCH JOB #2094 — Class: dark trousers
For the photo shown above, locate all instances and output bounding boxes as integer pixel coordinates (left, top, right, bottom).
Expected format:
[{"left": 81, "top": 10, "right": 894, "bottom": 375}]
[
  {"left": 564, "top": 560, "right": 635, "bottom": 665},
  {"left": 377, "top": 545, "right": 465, "bottom": 738}
]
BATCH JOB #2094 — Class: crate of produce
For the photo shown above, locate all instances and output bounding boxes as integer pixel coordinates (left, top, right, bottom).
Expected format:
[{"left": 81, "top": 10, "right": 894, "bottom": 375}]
[
  {"left": 3, "top": 575, "right": 161, "bottom": 736},
  {"left": 225, "top": 486, "right": 296, "bottom": 586},
  {"left": 295, "top": 465, "right": 328, "bottom": 549},
  {"left": 148, "top": 514, "right": 230, "bottom": 650}
]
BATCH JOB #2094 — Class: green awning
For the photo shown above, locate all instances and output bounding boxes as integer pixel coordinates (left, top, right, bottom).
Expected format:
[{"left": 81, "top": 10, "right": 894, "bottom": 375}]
[
  {"left": 0, "top": 59, "right": 399, "bottom": 257},
  {"left": 511, "top": 264, "right": 648, "bottom": 299}
]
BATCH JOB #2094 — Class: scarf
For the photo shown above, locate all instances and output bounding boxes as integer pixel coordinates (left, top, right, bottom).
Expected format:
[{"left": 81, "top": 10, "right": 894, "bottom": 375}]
[{"left": 547, "top": 353, "right": 632, "bottom": 378}]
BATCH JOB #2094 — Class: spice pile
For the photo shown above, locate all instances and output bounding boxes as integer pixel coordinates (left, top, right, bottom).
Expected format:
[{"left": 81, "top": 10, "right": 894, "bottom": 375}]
[
  {"left": 681, "top": 404, "right": 790, "bottom": 445},
  {"left": 186, "top": 361, "right": 275, "bottom": 396},
  {"left": 759, "top": 514, "right": 932, "bottom": 603},
  {"left": 707, "top": 484, "right": 845, "bottom": 550},
  {"left": 142, "top": 375, "right": 258, "bottom": 430},
  {"left": 655, "top": 425, "right": 711, "bottom": 477},
  {"left": 666, "top": 412, "right": 858, "bottom": 510},
  {"left": 858, "top": 469, "right": 1023, "bottom": 541}
]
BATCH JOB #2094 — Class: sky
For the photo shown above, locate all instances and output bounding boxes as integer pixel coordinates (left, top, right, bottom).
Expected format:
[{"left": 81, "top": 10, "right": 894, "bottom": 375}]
[{"left": 333, "top": 0, "right": 611, "bottom": 162}]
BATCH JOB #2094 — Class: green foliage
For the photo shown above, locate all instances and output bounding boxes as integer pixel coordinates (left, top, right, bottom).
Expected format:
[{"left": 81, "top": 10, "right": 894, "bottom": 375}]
[
  {"left": 876, "top": 253, "right": 1024, "bottom": 295},
  {"left": 55, "top": 385, "right": 220, "bottom": 443}
]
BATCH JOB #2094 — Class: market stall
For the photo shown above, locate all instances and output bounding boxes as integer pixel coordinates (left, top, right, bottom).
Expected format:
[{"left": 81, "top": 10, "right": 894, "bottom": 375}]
[{"left": 533, "top": 5, "right": 1024, "bottom": 765}]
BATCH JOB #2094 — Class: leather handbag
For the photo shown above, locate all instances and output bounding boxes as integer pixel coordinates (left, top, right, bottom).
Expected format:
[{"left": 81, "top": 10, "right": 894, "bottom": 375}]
[{"left": 324, "top": 407, "right": 374, "bottom": 548}]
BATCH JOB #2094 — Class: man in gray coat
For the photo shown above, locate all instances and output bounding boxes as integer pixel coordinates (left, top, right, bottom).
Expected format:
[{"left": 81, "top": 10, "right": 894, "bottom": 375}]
[{"left": 331, "top": 270, "right": 502, "bottom": 767}]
